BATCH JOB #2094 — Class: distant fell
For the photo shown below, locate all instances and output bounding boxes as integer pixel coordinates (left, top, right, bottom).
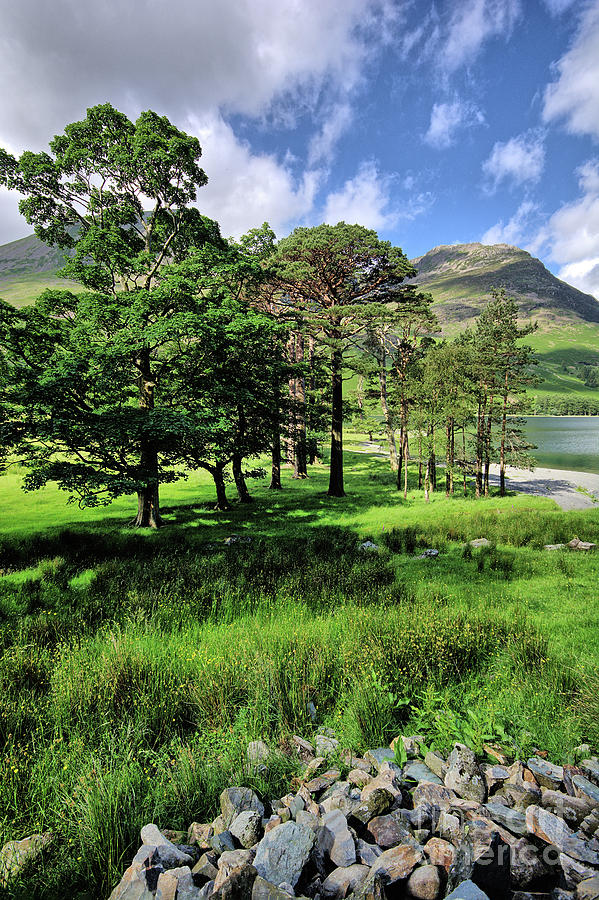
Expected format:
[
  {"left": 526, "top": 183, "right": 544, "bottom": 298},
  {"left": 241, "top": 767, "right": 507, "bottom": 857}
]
[
  {"left": 410, "top": 242, "right": 599, "bottom": 325},
  {"left": 0, "top": 233, "right": 69, "bottom": 279}
]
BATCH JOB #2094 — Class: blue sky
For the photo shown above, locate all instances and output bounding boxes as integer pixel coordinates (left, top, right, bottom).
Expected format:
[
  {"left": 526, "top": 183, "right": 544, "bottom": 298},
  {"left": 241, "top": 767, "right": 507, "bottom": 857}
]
[{"left": 1, "top": 0, "right": 599, "bottom": 296}]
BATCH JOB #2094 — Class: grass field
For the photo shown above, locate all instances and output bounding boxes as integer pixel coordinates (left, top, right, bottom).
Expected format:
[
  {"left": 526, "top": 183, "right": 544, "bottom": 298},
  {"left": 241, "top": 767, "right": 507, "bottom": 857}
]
[{"left": 0, "top": 448, "right": 598, "bottom": 899}]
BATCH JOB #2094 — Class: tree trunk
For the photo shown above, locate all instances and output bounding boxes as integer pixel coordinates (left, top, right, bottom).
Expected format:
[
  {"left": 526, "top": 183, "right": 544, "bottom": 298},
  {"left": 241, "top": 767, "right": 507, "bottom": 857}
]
[
  {"left": 328, "top": 334, "right": 345, "bottom": 497},
  {"left": 424, "top": 456, "right": 430, "bottom": 503},
  {"left": 484, "top": 396, "right": 494, "bottom": 497},
  {"left": 270, "top": 426, "right": 282, "bottom": 489},
  {"left": 379, "top": 353, "right": 398, "bottom": 472},
  {"left": 403, "top": 430, "right": 409, "bottom": 499},
  {"left": 133, "top": 349, "right": 162, "bottom": 528},
  {"left": 397, "top": 424, "right": 403, "bottom": 491},
  {"left": 294, "top": 333, "right": 308, "bottom": 478},
  {"left": 212, "top": 464, "right": 229, "bottom": 510},
  {"left": 500, "top": 373, "right": 509, "bottom": 496},
  {"left": 428, "top": 425, "right": 436, "bottom": 492},
  {"left": 475, "top": 398, "right": 484, "bottom": 498},
  {"left": 232, "top": 452, "right": 252, "bottom": 503},
  {"left": 446, "top": 420, "right": 452, "bottom": 498},
  {"left": 418, "top": 432, "right": 423, "bottom": 489},
  {"left": 286, "top": 333, "right": 296, "bottom": 467},
  {"left": 462, "top": 426, "right": 468, "bottom": 496}
]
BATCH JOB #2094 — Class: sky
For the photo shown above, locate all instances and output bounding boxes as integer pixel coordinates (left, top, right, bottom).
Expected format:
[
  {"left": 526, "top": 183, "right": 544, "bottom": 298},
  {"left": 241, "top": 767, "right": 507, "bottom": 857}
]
[{"left": 1, "top": 0, "right": 599, "bottom": 296}]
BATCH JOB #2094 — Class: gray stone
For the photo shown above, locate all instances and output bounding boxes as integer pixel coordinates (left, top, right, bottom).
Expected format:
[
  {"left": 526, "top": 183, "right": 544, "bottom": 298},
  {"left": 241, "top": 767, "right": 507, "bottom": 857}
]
[
  {"left": 560, "top": 854, "right": 598, "bottom": 890},
  {"left": 573, "top": 775, "right": 599, "bottom": 805},
  {"left": 424, "top": 751, "right": 447, "bottom": 780},
  {"left": 366, "top": 814, "right": 414, "bottom": 849},
  {"left": 417, "top": 549, "right": 439, "bottom": 558},
  {"left": 361, "top": 769, "right": 402, "bottom": 801},
  {"left": 162, "top": 866, "right": 196, "bottom": 900},
  {"left": 230, "top": 810, "right": 263, "bottom": 848},
  {"left": 213, "top": 861, "right": 257, "bottom": 898},
  {"left": 220, "top": 787, "right": 265, "bottom": 828},
  {"left": 527, "top": 757, "right": 564, "bottom": 790},
  {"left": 484, "top": 801, "right": 528, "bottom": 835},
  {"left": 295, "top": 810, "right": 319, "bottom": 830},
  {"left": 292, "top": 735, "right": 315, "bottom": 760},
  {"left": 525, "top": 806, "right": 599, "bottom": 865},
  {"left": 247, "top": 741, "right": 271, "bottom": 765},
  {"left": 318, "top": 809, "right": 356, "bottom": 867},
  {"left": 510, "top": 837, "right": 552, "bottom": 890},
  {"left": 350, "top": 788, "right": 395, "bottom": 825},
  {"left": 0, "top": 833, "right": 52, "bottom": 888},
  {"left": 364, "top": 748, "right": 396, "bottom": 771},
  {"left": 470, "top": 538, "right": 490, "bottom": 548},
  {"left": 580, "top": 760, "right": 599, "bottom": 787},
  {"left": 482, "top": 764, "right": 509, "bottom": 793},
  {"left": 541, "top": 790, "right": 593, "bottom": 827},
  {"left": 577, "top": 876, "right": 599, "bottom": 900},
  {"left": 211, "top": 831, "right": 237, "bottom": 855},
  {"left": 413, "top": 781, "right": 458, "bottom": 809},
  {"left": 322, "top": 864, "right": 370, "bottom": 899},
  {"left": 445, "top": 880, "right": 490, "bottom": 900},
  {"left": 140, "top": 824, "right": 194, "bottom": 868},
  {"left": 404, "top": 761, "right": 443, "bottom": 785},
  {"left": 359, "top": 540, "right": 379, "bottom": 552},
  {"left": 348, "top": 768, "right": 373, "bottom": 788},
  {"left": 192, "top": 852, "right": 219, "bottom": 882},
  {"left": 406, "top": 864, "right": 442, "bottom": 899},
  {"left": 253, "top": 820, "right": 314, "bottom": 888},
  {"left": 356, "top": 839, "right": 383, "bottom": 866},
  {"left": 252, "top": 876, "right": 295, "bottom": 899},
  {"left": 315, "top": 734, "right": 340, "bottom": 756},
  {"left": 544, "top": 544, "right": 566, "bottom": 551},
  {"left": 445, "top": 744, "right": 487, "bottom": 803}
]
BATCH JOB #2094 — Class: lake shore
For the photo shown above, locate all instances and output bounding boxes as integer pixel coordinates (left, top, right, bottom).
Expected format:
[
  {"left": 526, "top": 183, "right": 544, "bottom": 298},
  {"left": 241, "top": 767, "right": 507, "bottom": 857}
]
[{"left": 488, "top": 463, "right": 599, "bottom": 510}]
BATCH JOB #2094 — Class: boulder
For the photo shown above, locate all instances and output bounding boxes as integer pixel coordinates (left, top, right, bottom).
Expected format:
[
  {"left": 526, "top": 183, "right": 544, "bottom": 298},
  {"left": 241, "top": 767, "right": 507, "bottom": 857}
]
[
  {"left": 527, "top": 757, "right": 564, "bottom": 790},
  {"left": 366, "top": 814, "right": 414, "bottom": 849},
  {"left": 140, "top": 824, "right": 193, "bottom": 868},
  {"left": 577, "top": 876, "right": 599, "bottom": 900},
  {"left": 573, "top": 775, "right": 599, "bottom": 806},
  {"left": 0, "top": 833, "right": 52, "bottom": 888},
  {"left": 230, "top": 810, "right": 263, "bottom": 848},
  {"left": 372, "top": 844, "right": 424, "bottom": 883},
  {"left": 350, "top": 788, "right": 395, "bottom": 825},
  {"left": 525, "top": 806, "right": 599, "bottom": 865},
  {"left": 406, "top": 864, "right": 442, "bottom": 899},
  {"left": 322, "top": 863, "right": 370, "bottom": 899},
  {"left": 253, "top": 820, "right": 315, "bottom": 888},
  {"left": 315, "top": 734, "right": 340, "bottom": 756},
  {"left": 364, "top": 748, "right": 396, "bottom": 771},
  {"left": 580, "top": 760, "right": 599, "bottom": 786},
  {"left": 445, "top": 880, "right": 490, "bottom": 900},
  {"left": 317, "top": 809, "right": 356, "bottom": 867},
  {"left": 220, "top": 787, "right": 265, "bottom": 829},
  {"left": 484, "top": 801, "right": 528, "bottom": 835},
  {"left": 424, "top": 837, "right": 456, "bottom": 872},
  {"left": 445, "top": 744, "right": 487, "bottom": 803},
  {"left": 404, "top": 762, "right": 443, "bottom": 785}
]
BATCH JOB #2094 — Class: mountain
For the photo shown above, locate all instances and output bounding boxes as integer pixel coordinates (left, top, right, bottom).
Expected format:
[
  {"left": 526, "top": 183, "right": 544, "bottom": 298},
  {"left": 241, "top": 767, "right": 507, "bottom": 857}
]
[
  {"left": 410, "top": 242, "right": 599, "bottom": 326},
  {"left": 0, "top": 234, "right": 78, "bottom": 306}
]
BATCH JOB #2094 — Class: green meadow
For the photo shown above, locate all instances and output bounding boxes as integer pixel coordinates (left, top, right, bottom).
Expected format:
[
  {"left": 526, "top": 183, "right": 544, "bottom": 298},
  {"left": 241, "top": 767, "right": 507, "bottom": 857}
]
[{"left": 0, "top": 447, "right": 598, "bottom": 899}]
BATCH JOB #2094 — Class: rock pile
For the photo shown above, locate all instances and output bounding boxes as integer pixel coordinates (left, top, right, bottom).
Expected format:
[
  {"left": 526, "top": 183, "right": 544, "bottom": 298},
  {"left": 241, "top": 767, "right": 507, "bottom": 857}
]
[{"left": 108, "top": 737, "right": 599, "bottom": 899}]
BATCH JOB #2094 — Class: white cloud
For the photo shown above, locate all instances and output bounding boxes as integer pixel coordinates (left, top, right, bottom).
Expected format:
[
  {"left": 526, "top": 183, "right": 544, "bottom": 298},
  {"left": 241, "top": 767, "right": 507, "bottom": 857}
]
[
  {"left": 482, "top": 132, "right": 545, "bottom": 190},
  {"left": 441, "top": 0, "right": 521, "bottom": 72},
  {"left": 541, "top": 159, "right": 599, "bottom": 297},
  {"left": 543, "top": 2, "right": 599, "bottom": 139},
  {"left": 541, "top": 0, "right": 579, "bottom": 14},
  {"left": 187, "top": 114, "right": 321, "bottom": 239},
  {"left": 0, "top": 188, "right": 29, "bottom": 246},
  {"left": 424, "top": 99, "right": 484, "bottom": 148},
  {"left": 322, "top": 161, "right": 434, "bottom": 231},
  {"left": 481, "top": 200, "right": 538, "bottom": 245},
  {"left": 308, "top": 104, "right": 353, "bottom": 166}
]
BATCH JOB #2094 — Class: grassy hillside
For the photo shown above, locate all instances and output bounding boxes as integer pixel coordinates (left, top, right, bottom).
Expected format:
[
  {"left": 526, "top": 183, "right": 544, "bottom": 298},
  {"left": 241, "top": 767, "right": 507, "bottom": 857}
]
[{"left": 0, "top": 449, "right": 598, "bottom": 898}]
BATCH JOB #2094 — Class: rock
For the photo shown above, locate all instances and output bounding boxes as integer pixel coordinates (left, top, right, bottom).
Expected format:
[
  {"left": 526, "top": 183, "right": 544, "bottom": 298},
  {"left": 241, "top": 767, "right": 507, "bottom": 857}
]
[
  {"left": 392, "top": 735, "right": 425, "bottom": 759},
  {"left": 230, "top": 810, "right": 263, "bottom": 848},
  {"left": 350, "top": 788, "right": 395, "bottom": 825},
  {"left": 484, "top": 801, "right": 528, "bottom": 835},
  {"left": 211, "top": 832, "right": 237, "bottom": 855},
  {"left": 317, "top": 809, "right": 356, "bottom": 867},
  {"left": 579, "top": 807, "right": 599, "bottom": 840},
  {"left": 155, "top": 871, "right": 178, "bottom": 900},
  {"left": 499, "top": 782, "right": 542, "bottom": 810},
  {"left": 525, "top": 806, "right": 599, "bottom": 865},
  {"left": 140, "top": 824, "right": 194, "bottom": 868},
  {"left": 424, "top": 837, "right": 456, "bottom": 872},
  {"left": 445, "top": 880, "right": 490, "bottom": 900},
  {"left": 253, "top": 820, "right": 315, "bottom": 888},
  {"left": 352, "top": 871, "right": 387, "bottom": 900},
  {"left": 541, "top": 790, "right": 593, "bottom": 827},
  {"left": 213, "top": 861, "right": 257, "bottom": 898},
  {"left": 188, "top": 823, "right": 214, "bottom": 850},
  {"left": 405, "top": 762, "right": 443, "bottom": 785},
  {"left": 361, "top": 769, "right": 402, "bottom": 801},
  {"left": 544, "top": 544, "right": 566, "bottom": 551},
  {"left": 417, "top": 549, "right": 439, "bottom": 558},
  {"left": 220, "top": 787, "right": 265, "bottom": 829},
  {"left": 293, "top": 735, "right": 315, "bottom": 760},
  {"left": 0, "top": 833, "right": 52, "bottom": 887},
  {"left": 357, "top": 839, "right": 383, "bottom": 866},
  {"left": 252, "top": 877, "right": 296, "bottom": 899},
  {"left": 438, "top": 811, "right": 463, "bottom": 845},
  {"left": 348, "top": 768, "right": 373, "bottom": 788},
  {"left": 364, "top": 747, "right": 396, "bottom": 771},
  {"left": 413, "top": 782, "right": 458, "bottom": 809},
  {"left": 580, "top": 760, "right": 599, "bottom": 786},
  {"left": 445, "top": 744, "right": 487, "bottom": 803},
  {"left": 340, "top": 750, "right": 372, "bottom": 772},
  {"left": 470, "top": 538, "right": 490, "bottom": 548},
  {"left": 406, "top": 864, "right": 442, "bottom": 899},
  {"left": 247, "top": 741, "right": 271, "bottom": 765},
  {"left": 560, "top": 854, "right": 598, "bottom": 890},
  {"left": 510, "top": 837, "right": 552, "bottom": 889},
  {"left": 315, "top": 734, "right": 340, "bottom": 756},
  {"left": 568, "top": 538, "right": 597, "bottom": 551},
  {"left": 223, "top": 534, "right": 252, "bottom": 545},
  {"left": 160, "top": 866, "right": 196, "bottom": 900},
  {"left": 527, "top": 757, "right": 564, "bottom": 790},
  {"left": 573, "top": 775, "right": 599, "bottom": 805},
  {"left": 577, "top": 876, "right": 599, "bottom": 900},
  {"left": 449, "top": 832, "right": 511, "bottom": 900},
  {"left": 482, "top": 764, "right": 510, "bottom": 793},
  {"left": 424, "top": 751, "right": 447, "bottom": 780},
  {"left": 265, "top": 816, "right": 282, "bottom": 833},
  {"left": 372, "top": 844, "right": 424, "bottom": 883},
  {"left": 192, "top": 851, "right": 219, "bottom": 882},
  {"left": 304, "top": 770, "right": 341, "bottom": 795},
  {"left": 359, "top": 540, "right": 379, "bottom": 552},
  {"left": 366, "top": 814, "right": 414, "bottom": 848},
  {"left": 322, "top": 863, "right": 370, "bottom": 898}
]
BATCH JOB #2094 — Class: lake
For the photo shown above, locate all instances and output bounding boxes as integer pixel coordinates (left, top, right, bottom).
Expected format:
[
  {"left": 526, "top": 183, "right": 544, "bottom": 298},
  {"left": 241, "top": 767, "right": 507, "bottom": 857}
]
[{"left": 521, "top": 416, "right": 599, "bottom": 474}]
